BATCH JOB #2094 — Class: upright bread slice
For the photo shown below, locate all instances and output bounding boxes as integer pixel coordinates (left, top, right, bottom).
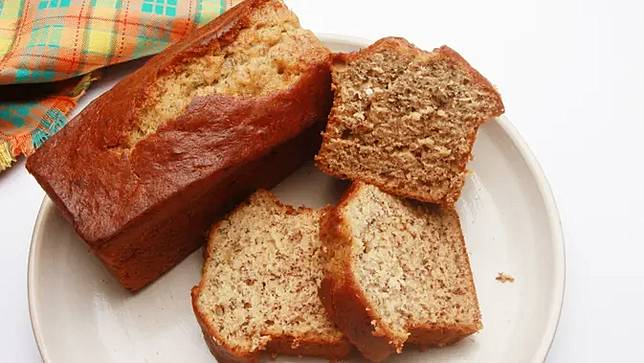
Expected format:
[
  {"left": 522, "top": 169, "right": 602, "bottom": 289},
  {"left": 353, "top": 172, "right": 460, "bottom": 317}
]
[
  {"left": 26, "top": 0, "right": 332, "bottom": 291},
  {"left": 316, "top": 37, "right": 504, "bottom": 205},
  {"left": 320, "top": 183, "right": 481, "bottom": 362},
  {"left": 192, "top": 190, "right": 351, "bottom": 363}
]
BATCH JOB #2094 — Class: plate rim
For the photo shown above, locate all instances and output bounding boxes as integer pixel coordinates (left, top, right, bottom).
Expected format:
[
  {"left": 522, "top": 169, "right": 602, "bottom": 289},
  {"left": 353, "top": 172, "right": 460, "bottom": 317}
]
[
  {"left": 27, "top": 33, "right": 566, "bottom": 363},
  {"left": 488, "top": 115, "right": 566, "bottom": 362}
]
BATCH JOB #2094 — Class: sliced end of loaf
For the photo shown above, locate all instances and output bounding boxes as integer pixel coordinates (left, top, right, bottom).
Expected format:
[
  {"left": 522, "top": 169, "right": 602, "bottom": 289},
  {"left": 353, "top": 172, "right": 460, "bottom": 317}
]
[
  {"left": 316, "top": 37, "right": 503, "bottom": 205},
  {"left": 192, "top": 190, "right": 349, "bottom": 361},
  {"left": 321, "top": 182, "right": 481, "bottom": 360}
]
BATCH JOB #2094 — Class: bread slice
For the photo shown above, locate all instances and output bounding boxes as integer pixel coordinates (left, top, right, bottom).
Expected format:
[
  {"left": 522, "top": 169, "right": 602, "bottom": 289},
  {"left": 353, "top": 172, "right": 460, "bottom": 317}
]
[
  {"left": 320, "top": 182, "right": 481, "bottom": 362},
  {"left": 315, "top": 37, "right": 504, "bottom": 205},
  {"left": 192, "top": 190, "right": 351, "bottom": 363}
]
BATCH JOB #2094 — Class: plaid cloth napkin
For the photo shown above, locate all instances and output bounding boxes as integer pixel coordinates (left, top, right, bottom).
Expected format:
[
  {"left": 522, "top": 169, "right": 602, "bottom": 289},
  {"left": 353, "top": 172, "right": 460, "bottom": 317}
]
[{"left": 0, "top": 0, "right": 242, "bottom": 171}]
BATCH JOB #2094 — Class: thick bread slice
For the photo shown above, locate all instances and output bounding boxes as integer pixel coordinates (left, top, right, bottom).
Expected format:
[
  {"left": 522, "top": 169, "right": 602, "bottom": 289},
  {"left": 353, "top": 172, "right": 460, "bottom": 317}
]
[
  {"left": 320, "top": 183, "right": 481, "bottom": 362},
  {"left": 26, "top": 0, "right": 332, "bottom": 291},
  {"left": 316, "top": 37, "right": 504, "bottom": 205},
  {"left": 192, "top": 190, "right": 351, "bottom": 363}
]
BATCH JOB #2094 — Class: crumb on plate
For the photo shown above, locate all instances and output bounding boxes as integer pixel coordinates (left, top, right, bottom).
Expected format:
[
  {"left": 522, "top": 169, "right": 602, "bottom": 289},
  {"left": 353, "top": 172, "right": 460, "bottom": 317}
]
[{"left": 496, "top": 272, "right": 515, "bottom": 283}]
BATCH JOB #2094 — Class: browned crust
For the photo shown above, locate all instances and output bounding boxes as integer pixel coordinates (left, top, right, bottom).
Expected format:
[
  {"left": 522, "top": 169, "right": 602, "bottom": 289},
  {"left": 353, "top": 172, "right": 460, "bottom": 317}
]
[
  {"left": 316, "top": 37, "right": 504, "bottom": 206},
  {"left": 26, "top": 0, "right": 333, "bottom": 291},
  {"left": 319, "top": 182, "right": 482, "bottom": 361},
  {"left": 192, "top": 191, "right": 351, "bottom": 362},
  {"left": 319, "top": 183, "right": 398, "bottom": 362}
]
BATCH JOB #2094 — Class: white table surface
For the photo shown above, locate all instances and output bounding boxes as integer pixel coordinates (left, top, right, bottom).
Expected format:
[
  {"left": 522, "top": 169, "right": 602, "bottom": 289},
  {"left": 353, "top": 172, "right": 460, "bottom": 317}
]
[{"left": 2, "top": 0, "right": 643, "bottom": 361}]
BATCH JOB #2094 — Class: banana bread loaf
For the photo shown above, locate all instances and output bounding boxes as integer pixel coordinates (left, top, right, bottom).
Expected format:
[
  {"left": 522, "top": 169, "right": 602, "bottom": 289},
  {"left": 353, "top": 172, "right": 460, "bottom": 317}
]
[{"left": 26, "top": 0, "right": 332, "bottom": 291}]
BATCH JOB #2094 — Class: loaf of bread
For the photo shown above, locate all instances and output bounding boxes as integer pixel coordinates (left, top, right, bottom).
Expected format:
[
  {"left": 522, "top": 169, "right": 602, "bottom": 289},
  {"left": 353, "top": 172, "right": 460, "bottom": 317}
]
[
  {"left": 192, "top": 190, "right": 351, "bottom": 362},
  {"left": 316, "top": 37, "right": 504, "bottom": 205},
  {"left": 320, "top": 182, "right": 481, "bottom": 362},
  {"left": 26, "top": 0, "right": 332, "bottom": 291}
]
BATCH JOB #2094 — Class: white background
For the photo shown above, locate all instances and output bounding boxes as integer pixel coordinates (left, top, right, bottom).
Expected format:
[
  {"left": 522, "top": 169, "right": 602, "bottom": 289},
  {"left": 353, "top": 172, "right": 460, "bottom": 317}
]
[{"left": 2, "top": 0, "right": 643, "bottom": 361}]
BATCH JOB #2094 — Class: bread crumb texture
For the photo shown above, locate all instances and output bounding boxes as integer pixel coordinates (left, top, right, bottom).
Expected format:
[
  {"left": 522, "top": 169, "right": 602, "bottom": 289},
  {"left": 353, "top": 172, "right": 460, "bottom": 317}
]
[
  {"left": 195, "top": 190, "right": 343, "bottom": 354},
  {"left": 130, "top": 0, "right": 328, "bottom": 145},
  {"left": 317, "top": 38, "right": 504, "bottom": 204},
  {"left": 342, "top": 183, "right": 481, "bottom": 346}
]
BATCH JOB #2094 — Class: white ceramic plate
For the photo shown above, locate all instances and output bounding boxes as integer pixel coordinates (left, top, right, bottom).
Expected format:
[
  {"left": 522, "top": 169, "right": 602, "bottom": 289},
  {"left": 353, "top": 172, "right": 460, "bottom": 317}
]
[{"left": 28, "top": 35, "right": 565, "bottom": 363}]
